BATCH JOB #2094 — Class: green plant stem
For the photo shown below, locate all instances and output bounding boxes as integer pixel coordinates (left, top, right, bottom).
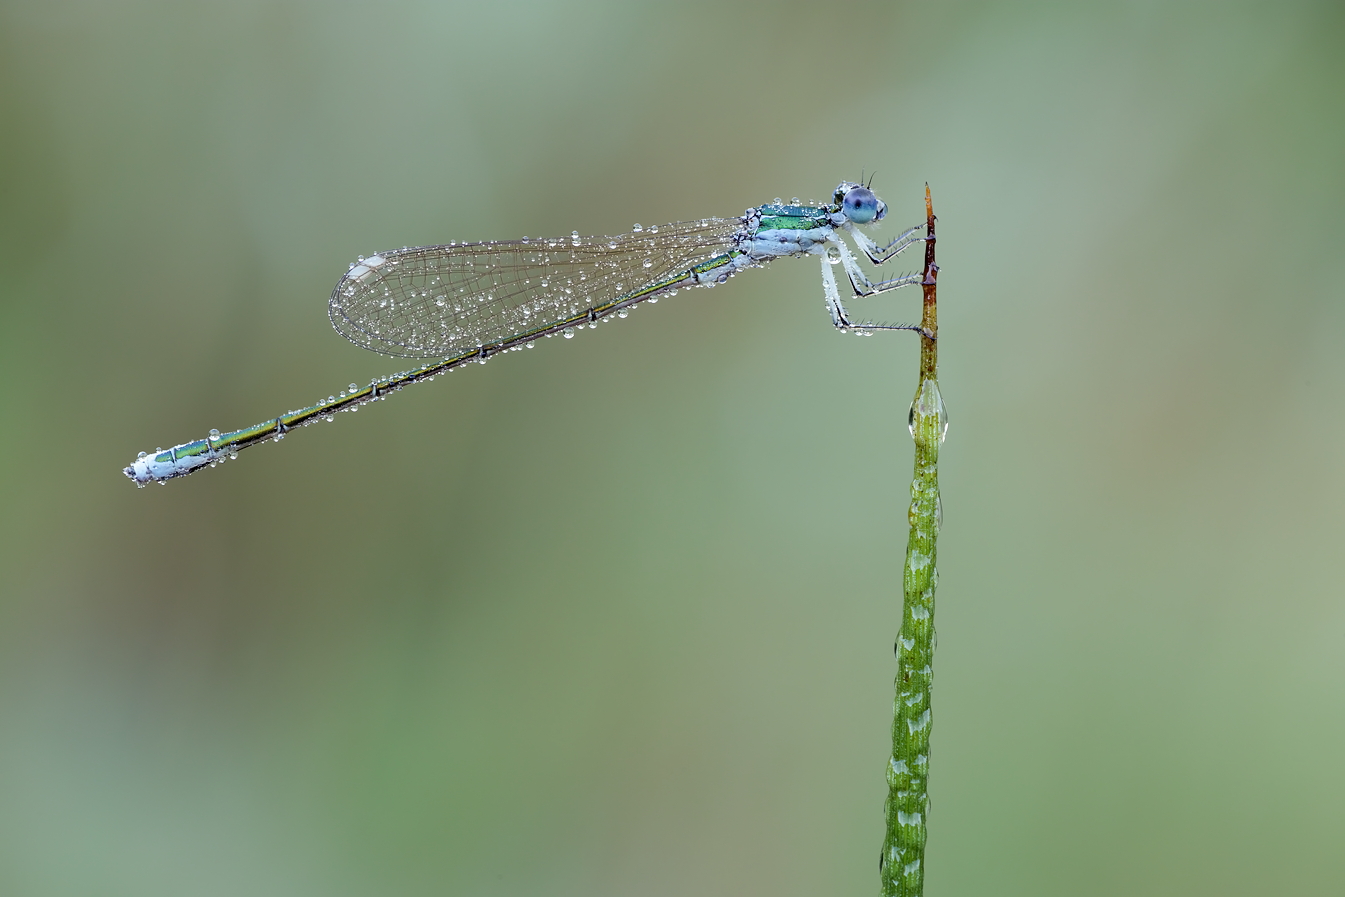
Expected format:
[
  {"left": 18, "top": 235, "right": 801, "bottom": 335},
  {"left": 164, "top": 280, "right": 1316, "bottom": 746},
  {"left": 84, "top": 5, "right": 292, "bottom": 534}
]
[{"left": 881, "top": 187, "right": 940, "bottom": 897}]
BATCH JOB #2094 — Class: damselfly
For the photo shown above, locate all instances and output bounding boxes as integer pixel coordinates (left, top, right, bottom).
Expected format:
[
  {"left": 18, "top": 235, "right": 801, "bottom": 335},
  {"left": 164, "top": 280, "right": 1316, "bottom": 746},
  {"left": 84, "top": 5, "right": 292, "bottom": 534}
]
[{"left": 124, "top": 180, "right": 928, "bottom": 485}]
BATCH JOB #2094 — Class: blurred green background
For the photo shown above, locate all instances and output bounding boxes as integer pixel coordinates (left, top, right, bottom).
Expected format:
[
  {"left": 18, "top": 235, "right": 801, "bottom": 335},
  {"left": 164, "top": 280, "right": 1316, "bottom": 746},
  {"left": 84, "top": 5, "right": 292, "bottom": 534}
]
[{"left": 1, "top": 1, "right": 1342, "bottom": 894}]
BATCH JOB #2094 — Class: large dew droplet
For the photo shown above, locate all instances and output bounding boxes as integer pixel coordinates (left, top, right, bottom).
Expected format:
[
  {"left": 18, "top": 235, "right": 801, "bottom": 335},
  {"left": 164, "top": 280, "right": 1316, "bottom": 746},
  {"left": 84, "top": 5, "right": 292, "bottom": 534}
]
[{"left": 907, "top": 377, "right": 948, "bottom": 444}]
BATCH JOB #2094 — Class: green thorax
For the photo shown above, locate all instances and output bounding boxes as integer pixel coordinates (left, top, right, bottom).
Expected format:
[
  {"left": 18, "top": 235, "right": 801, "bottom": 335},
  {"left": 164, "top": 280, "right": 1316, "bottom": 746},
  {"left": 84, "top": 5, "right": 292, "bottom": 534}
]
[{"left": 755, "top": 204, "right": 833, "bottom": 232}]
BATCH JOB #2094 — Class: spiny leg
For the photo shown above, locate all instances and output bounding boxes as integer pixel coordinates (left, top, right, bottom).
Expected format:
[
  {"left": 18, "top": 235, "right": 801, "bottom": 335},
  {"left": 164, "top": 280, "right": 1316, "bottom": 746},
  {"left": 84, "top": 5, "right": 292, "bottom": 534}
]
[
  {"left": 818, "top": 249, "right": 928, "bottom": 337},
  {"left": 836, "top": 237, "right": 923, "bottom": 299},
  {"left": 851, "top": 223, "right": 925, "bottom": 265},
  {"left": 819, "top": 249, "right": 848, "bottom": 328}
]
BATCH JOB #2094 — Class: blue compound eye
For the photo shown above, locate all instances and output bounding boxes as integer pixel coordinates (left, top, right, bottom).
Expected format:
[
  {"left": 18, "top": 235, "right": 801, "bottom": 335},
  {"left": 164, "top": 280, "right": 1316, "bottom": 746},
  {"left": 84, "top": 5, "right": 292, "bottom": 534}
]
[{"left": 842, "top": 186, "right": 883, "bottom": 224}]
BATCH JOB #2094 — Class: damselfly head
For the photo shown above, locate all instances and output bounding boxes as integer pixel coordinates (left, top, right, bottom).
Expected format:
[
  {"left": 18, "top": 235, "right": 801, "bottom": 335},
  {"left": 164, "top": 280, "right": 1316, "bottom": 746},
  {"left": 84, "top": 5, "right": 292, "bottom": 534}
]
[{"left": 836, "top": 182, "right": 886, "bottom": 225}]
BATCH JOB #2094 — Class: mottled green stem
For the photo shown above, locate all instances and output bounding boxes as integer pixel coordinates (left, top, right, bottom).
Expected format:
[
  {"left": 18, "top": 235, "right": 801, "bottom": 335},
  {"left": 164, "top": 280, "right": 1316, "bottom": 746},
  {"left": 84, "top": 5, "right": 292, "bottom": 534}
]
[{"left": 882, "top": 187, "right": 942, "bottom": 897}]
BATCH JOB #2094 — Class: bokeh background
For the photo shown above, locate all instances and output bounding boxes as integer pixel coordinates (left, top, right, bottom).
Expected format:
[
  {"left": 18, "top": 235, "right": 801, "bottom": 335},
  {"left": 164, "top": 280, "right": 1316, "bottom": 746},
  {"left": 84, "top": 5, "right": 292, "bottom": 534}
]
[{"left": 1, "top": 1, "right": 1342, "bottom": 894}]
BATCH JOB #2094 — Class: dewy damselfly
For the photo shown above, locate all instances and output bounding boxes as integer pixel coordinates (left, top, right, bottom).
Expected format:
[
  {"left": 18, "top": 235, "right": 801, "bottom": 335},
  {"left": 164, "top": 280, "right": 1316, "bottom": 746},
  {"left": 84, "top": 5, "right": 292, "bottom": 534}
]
[{"left": 124, "top": 180, "right": 928, "bottom": 485}]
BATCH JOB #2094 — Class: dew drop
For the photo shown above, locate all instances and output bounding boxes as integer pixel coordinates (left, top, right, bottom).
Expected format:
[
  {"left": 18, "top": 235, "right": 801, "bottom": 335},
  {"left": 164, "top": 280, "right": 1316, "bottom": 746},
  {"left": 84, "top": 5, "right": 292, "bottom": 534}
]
[
  {"left": 648, "top": 296, "right": 659, "bottom": 304},
  {"left": 208, "top": 429, "right": 221, "bottom": 441},
  {"left": 632, "top": 223, "right": 643, "bottom": 232},
  {"left": 526, "top": 341, "right": 535, "bottom": 348},
  {"left": 648, "top": 225, "right": 658, "bottom": 233},
  {"left": 642, "top": 258, "right": 652, "bottom": 268},
  {"left": 349, "top": 383, "right": 359, "bottom": 392},
  {"left": 563, "top": 328, "right": 575, "bottom": 339},
  {"left": 907, "top": 378, "right": 949, "bottom": 444},
  {"left": 137, "top": 451, "right": 147, "bottom": 459}
]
